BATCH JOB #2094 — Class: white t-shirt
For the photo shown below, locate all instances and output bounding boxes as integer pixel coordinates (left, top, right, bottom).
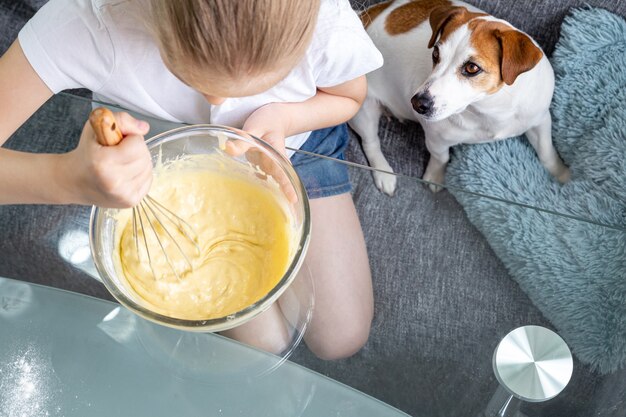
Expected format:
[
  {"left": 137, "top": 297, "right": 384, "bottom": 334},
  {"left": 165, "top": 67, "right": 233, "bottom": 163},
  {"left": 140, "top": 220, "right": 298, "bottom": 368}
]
[{"left": 19, "top": 0, "right": 383, "bottom": 153}]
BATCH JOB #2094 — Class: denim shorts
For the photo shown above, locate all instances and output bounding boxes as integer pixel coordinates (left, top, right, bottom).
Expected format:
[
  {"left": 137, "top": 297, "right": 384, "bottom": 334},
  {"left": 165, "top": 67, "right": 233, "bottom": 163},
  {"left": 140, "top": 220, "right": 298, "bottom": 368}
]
[{"left": 290, "top": 124, "right": 351, "bottom": 199}]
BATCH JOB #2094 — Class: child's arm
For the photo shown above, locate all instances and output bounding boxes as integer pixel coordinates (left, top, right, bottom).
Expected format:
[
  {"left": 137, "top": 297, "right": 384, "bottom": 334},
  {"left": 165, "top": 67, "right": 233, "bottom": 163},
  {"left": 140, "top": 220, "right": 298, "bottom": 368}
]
[
  {"left": 0, "top": 41, "right": 152, "bottom": 208},
  {"left": 0, "top": 42, "right": 52, "bottom": 143},
  {"left": 242, "top": 76, "right": 367, "bottom": 154}
]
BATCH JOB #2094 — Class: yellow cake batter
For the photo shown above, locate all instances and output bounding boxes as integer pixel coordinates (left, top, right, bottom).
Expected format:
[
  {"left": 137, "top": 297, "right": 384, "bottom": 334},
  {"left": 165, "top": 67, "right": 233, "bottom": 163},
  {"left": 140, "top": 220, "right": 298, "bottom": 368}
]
[{"left": 114, "top": 154, "right": 293, "bottom": 321}]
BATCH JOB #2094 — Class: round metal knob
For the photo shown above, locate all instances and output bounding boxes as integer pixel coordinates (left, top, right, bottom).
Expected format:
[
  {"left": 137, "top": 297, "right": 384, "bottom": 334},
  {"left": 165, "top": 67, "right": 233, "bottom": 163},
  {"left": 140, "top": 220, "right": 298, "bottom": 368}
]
[{"left": 493, "top": 325, "right": 573, "bottom": 402}]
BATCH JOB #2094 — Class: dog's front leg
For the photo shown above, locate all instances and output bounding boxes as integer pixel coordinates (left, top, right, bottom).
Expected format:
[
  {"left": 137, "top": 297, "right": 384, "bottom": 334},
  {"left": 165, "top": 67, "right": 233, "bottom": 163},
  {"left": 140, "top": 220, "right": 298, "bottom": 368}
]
[
  {"left": 525, "top": 113, "right": 570, "bottom": 183},
  {"left": 423, "top": 135, "right": 450, "bottom": 193},
  {"left": 349, "top": 95, "right": 397, "bottom": 196}
]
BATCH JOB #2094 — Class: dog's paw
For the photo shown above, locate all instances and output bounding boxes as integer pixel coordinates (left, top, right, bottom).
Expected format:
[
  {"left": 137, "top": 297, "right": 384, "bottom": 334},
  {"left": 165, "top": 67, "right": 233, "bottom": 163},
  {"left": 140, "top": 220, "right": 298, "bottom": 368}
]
[
  {"left": 422, "top": 170, "right": 445, "bottom": 193},
  {"left": 373, "top": 170, "right": 397, "bottom": 196},
  {"left": 428, "top": 183, "right": 444, "bottom": 193},
  {"left": 556, "top": 167, "right": 571, "bottom": 183}
]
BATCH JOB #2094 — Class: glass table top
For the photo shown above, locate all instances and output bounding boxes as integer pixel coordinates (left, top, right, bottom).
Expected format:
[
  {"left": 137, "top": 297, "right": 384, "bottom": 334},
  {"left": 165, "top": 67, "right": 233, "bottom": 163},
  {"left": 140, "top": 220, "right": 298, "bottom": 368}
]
[
  {"left": 0, "top": 91, "right": 624, "bottom": 417},
  {"left": 0, "top": 276, "right": 408, "bottom": 417}
]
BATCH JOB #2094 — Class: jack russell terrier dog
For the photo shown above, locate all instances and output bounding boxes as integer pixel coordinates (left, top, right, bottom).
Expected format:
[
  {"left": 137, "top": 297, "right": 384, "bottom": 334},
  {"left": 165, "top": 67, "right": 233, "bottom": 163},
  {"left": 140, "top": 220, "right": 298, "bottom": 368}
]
[{"left": 350, "top": 0, "right": 570, "bottom": 194}]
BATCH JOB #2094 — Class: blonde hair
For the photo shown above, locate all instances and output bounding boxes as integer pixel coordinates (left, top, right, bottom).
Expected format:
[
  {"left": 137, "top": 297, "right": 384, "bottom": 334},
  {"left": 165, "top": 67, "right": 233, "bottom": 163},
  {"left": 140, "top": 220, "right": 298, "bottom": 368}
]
[{"left": 150, "top": 0, "right": 321, "bottom": 84}]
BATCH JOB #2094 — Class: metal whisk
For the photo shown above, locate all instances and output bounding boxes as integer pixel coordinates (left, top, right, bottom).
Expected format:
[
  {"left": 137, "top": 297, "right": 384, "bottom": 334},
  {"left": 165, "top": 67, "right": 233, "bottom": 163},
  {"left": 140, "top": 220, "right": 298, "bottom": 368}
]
[{"left": 89, "top": 107, "right": 199, "bottom": 280}]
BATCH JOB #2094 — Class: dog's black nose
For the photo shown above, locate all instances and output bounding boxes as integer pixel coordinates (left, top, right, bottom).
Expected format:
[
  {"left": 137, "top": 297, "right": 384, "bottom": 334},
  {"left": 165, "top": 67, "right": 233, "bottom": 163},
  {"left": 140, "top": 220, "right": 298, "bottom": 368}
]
[{"left": 411, "top": 92, "right": 434, "bottom": 115}]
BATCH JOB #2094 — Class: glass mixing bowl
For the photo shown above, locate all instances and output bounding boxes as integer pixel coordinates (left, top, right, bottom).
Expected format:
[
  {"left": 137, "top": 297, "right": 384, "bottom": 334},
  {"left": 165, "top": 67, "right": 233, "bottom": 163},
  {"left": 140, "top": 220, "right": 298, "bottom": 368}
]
[{"left": 89, "top": 125, "right": 311, "bottom": 332}]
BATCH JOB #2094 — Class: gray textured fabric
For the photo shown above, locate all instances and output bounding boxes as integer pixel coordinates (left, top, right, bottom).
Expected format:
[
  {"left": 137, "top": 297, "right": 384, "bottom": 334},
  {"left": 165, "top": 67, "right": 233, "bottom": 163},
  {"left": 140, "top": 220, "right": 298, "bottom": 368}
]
[
  {"left": 1, "top": 1, "right": 625, "bottom": 416},
  {"left": 0, "top": 2, "right": 34, "bottom": 52}
]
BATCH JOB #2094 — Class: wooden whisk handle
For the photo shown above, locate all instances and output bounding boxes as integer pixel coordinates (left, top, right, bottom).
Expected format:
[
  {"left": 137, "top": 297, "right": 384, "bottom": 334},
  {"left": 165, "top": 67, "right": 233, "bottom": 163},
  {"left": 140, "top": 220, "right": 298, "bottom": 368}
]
[{"left": 89, "top": 107, "right": 123, "bottom": 146}]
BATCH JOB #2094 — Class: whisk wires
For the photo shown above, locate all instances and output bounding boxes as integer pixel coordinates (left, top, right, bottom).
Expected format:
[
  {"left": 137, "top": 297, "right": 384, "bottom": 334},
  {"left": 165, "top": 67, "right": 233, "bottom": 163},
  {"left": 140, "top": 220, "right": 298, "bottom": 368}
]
[{"left": 131, "top": 197, "right": 200, "bottom": 281}]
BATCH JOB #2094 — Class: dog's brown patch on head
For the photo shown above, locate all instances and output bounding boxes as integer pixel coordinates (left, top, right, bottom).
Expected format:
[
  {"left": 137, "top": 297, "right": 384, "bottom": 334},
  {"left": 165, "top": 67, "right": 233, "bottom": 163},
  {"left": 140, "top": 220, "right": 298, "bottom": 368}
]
[
  {"left": 361, "top": 1, "right": 393, "bottom": 29},
  {"left": 427, "top": 6, "right": 488, "bottom": 47},
  {"left": 468, "top": 20, "right": 544, "bottom": 90},
  {"left": 463, "top": 20, "right": 507, "bottom": 94},
  {"left": 384, "top": 0, "right": 451, "bottom": 36}
]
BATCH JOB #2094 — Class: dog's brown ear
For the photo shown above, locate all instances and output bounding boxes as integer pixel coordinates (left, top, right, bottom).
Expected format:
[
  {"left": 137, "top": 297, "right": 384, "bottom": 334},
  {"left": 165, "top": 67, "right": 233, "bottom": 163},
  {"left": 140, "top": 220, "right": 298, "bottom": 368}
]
[
  {"left": 428, "top": 6, "right": 465, "bottom": 48},
  {"left": 494, "top": 29, "right": 544, "bottom": 85}
]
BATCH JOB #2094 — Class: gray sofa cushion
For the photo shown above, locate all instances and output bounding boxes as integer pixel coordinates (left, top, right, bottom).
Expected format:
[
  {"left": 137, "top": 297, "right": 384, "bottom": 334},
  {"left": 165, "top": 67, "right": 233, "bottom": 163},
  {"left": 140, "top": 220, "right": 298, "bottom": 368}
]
[{"left": 0, "top": 1, "right": 50, "bottom": 51}]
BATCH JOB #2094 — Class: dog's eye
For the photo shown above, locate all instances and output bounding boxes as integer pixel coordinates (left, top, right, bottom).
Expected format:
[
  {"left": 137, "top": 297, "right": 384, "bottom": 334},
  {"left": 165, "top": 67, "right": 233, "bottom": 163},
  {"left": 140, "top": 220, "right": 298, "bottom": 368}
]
[
  {"left": 432, "top": 46, "right": 440, "bottom": 65},
  {"left": 462, "top": 62, "right": 482, "bottom": 76}
]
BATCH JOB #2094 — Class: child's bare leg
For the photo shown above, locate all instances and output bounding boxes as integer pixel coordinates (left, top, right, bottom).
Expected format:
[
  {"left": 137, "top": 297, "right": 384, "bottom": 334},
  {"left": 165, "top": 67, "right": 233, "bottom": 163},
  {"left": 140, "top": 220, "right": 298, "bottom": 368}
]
[
  {"left": 303, "top": 193, "right": 373, "bottom": 360},
  {"left": 221, "top": 303, "right": 293, "bottom": 354}
]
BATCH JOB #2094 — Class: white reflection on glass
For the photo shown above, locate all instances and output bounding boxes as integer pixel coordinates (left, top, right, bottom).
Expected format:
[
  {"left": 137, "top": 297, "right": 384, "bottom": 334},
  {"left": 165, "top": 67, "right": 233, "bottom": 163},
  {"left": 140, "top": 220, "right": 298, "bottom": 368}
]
[
  {"left": 0, "top": 279, "right": 33, "bottom": 317},
  {"left": 102, "top": 306, "right": 121, "bottom": 322},
  {"left": 97, "top": 306, "right": 138, "bottom": 345},
  {"left": 57, "top": 229, "right": 100, "bottom": 280}
]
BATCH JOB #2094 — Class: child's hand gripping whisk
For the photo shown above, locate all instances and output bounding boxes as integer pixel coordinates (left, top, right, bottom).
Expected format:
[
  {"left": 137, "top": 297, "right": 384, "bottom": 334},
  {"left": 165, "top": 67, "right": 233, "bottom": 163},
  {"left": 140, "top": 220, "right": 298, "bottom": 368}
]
[{"left": 89, "top": 107, "right": 199, "bottom": 280}]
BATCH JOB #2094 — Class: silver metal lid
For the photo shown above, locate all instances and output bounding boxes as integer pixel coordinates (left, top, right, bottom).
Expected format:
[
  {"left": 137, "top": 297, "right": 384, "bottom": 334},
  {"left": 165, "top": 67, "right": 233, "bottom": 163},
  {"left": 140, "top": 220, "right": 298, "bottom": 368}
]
[{"left": 493, "top": 325, "right": 573, "bottom": 402}]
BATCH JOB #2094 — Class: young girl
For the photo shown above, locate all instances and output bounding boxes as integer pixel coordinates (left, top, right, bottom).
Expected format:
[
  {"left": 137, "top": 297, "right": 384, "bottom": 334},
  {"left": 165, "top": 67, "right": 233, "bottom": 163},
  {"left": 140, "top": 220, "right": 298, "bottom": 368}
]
[{"left": 0, "top": 0, "right": 382, "bottom": 359}]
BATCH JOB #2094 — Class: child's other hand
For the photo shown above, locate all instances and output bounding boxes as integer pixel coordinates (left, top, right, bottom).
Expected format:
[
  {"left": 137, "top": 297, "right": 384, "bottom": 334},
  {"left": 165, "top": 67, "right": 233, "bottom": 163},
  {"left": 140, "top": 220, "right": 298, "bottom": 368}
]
[
  {"left": 224, "top": 104, "right": 297, "bottom": 203},
  {"left": 234, "top": 103, "right": 289, "bottom": 156},
  {"left": 58, "top": 111, "right": 152, "bottom": 208}
]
